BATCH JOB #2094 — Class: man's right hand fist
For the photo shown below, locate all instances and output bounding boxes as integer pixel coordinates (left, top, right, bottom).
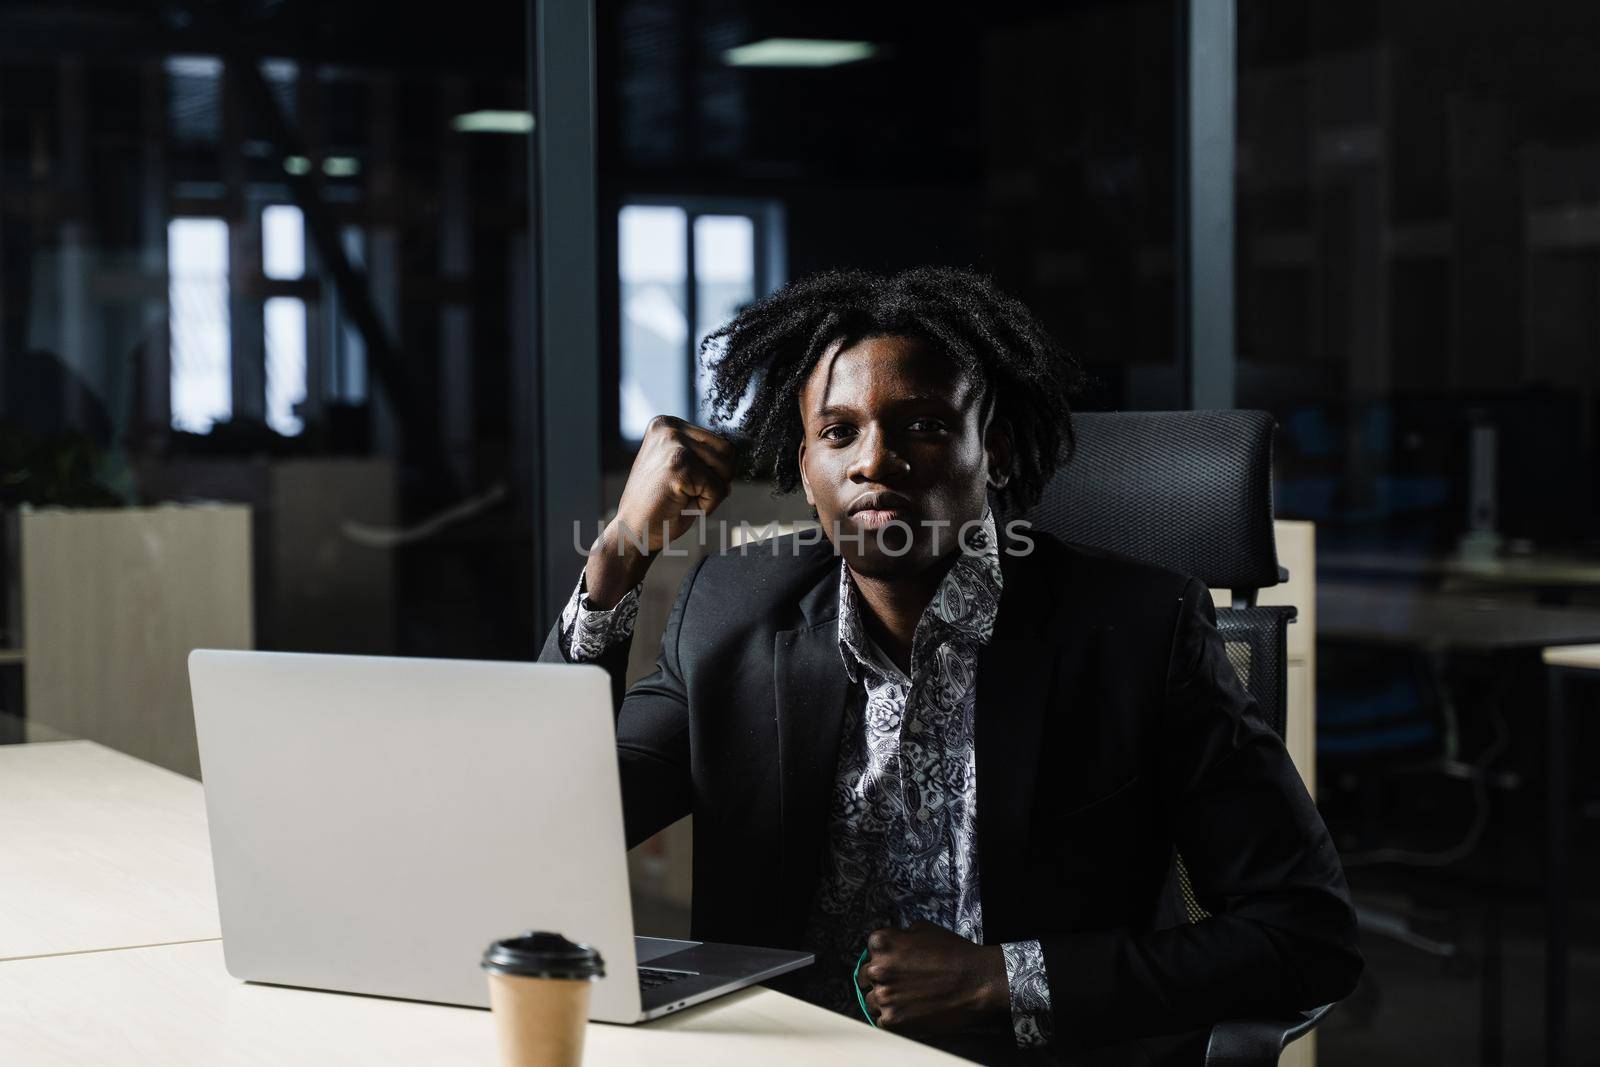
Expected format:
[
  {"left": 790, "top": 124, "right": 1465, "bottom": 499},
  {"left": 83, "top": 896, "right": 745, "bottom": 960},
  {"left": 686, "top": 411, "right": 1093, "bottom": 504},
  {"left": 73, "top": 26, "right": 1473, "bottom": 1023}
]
[
  {"left": 582, "top": 416, "right": 736, "bottom": 610},
  {"left": 611, "top": 415, "right": 736, "bottom": 554}
]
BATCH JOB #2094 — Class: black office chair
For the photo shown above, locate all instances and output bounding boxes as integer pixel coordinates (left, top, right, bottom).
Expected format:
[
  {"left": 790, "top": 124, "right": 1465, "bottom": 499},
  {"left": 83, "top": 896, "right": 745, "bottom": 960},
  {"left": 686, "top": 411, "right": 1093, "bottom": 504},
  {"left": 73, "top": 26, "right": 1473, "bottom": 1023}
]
[{"left": 1025, "top": 409, "right": 1333, "bottom": 1067}]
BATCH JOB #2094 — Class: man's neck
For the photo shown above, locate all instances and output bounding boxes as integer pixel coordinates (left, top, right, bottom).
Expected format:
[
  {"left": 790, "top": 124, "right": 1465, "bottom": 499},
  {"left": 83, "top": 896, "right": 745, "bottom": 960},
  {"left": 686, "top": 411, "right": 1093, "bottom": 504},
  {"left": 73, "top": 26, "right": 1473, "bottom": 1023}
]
[{"left": 848, "top": 554, "right": 957, "bottom": 677}]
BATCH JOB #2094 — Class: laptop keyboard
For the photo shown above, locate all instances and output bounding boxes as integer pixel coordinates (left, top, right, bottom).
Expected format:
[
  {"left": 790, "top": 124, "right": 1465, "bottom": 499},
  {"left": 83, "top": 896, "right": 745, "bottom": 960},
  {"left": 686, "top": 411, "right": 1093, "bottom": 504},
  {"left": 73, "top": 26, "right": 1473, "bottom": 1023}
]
[{"left": 638, "top": 967, "right": 694, "bottom": 992}]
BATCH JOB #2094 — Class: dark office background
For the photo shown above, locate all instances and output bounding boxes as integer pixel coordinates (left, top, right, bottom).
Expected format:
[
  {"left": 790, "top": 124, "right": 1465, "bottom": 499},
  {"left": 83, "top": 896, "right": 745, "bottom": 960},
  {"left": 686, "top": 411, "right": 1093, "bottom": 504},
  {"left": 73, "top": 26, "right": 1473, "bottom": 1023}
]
[{"left": 2, "top": 1, "right": 1598, "bottom": 1064}]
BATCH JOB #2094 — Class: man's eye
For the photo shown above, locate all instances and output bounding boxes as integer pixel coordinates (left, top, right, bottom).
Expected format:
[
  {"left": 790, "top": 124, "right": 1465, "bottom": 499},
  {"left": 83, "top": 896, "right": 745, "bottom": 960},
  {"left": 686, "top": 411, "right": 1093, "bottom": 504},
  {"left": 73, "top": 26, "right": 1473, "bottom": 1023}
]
[
  {"left": 821, "top": 425, "right": 854, "bottom": 441},
  {"left": 908, "top": 418, "right": 945, "bottom": 431}
]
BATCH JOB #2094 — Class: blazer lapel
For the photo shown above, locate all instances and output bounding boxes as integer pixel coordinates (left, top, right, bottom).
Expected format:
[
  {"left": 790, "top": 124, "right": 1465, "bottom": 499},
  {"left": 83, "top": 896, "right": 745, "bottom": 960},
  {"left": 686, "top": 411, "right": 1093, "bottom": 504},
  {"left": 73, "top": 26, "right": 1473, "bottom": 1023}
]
[
  {"left": 771, "top": 568, "right": 851, "bottom": 946},
  {"left": 975, "top": 549, "right": 1065, "bottom": 941}
]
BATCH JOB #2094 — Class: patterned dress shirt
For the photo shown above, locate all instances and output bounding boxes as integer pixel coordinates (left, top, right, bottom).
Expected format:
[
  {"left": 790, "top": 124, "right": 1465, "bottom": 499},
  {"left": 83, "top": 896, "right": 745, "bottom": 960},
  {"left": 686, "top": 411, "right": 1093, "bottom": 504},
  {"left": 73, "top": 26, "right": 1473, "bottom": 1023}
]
[{"left": 558, "top": 508, "right": 1053, "bottom": 1049}]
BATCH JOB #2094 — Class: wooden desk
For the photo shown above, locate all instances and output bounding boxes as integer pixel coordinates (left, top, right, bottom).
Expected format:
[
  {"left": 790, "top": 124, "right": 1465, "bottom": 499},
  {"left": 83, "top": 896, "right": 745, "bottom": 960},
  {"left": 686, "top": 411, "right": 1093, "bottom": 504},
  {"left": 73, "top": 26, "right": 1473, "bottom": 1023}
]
[
  {"left": 0, "top": 740, "right": 959, "bottom": 1065},
  {"left": 0, "top": 740, "right": 220, "bottom": 960},
  {"left": 1319, "top": 584, "right": 1600, "bottom": 651},
  {"left": 1543, "top": 644, "right": 1600, "bottom": 671},
  {"left": 1322, "top": 549, "right": 1600, "bottom": 594},
  {"left": 0, "top": 939, "right": 962, "bottom": 1066}
]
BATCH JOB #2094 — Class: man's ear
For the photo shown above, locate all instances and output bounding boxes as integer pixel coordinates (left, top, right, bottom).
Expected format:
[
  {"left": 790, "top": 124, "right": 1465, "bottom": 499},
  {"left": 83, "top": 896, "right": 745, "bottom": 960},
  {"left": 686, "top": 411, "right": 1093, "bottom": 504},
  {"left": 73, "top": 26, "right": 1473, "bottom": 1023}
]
[
  {"left": 985, "top": 416, "right": 1013, "bottom": 491},
  {"left": 797, "top": 439, "right": 815, "bottom": 506}
]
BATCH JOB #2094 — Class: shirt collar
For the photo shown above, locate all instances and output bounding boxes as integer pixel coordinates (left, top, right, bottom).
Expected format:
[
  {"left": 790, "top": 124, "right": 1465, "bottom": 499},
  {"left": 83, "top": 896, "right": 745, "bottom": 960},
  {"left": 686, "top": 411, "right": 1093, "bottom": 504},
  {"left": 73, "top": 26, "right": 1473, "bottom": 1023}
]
[{"left": 836, "top": 507, "right": 1005, "bottom": 685}]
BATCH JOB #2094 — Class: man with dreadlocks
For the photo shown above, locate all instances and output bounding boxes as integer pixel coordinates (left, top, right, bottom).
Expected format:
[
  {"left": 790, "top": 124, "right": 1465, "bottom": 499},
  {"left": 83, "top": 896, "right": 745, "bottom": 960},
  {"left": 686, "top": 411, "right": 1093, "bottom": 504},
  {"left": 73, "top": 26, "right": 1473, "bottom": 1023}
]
[{"left": 539, "top": 267, "right": 1360, "bottom": 1065}]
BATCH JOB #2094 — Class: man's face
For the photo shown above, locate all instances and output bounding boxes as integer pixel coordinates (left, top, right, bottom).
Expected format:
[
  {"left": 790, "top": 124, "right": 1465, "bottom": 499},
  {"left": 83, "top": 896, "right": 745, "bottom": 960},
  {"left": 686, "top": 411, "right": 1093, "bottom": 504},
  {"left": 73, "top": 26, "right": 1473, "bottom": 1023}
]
[{"left": 797, "top": 334, "right": 1011, "bottom": 580}]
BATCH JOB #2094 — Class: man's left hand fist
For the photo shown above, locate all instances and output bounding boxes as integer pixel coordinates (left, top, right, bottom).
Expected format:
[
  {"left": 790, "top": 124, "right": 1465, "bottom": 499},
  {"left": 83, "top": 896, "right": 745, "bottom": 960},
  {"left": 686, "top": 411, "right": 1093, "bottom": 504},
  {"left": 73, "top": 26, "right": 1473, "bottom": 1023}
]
[{"left": 856, "top": 920, "right": 1009, "bottom": 1035}]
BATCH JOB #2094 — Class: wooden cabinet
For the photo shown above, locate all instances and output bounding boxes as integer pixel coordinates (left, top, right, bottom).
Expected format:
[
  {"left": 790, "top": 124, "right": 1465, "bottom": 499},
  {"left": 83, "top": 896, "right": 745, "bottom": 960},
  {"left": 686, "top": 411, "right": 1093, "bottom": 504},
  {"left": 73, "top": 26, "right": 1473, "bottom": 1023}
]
[{"left": 20, "top": 504, "right": 254, "bottom": 778}]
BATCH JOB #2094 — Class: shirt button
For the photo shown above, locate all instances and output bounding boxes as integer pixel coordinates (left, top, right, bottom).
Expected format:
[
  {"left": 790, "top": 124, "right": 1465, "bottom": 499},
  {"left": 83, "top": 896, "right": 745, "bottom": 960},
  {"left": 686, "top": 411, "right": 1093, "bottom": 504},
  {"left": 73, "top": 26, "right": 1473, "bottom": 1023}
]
[{"left": 917, "top": 807, "right": 931, "bottom": 823}]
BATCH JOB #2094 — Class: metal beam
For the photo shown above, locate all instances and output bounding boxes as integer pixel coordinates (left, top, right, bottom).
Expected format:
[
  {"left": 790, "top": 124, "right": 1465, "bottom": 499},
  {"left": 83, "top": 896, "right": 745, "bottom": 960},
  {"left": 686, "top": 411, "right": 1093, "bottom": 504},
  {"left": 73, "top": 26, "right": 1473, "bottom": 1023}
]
[
  {"left": 533, "top": 0, "right": 603, "bottom": 630},
  {"left": 1177, "top": 0, "right": 1237, "bottom": 411}
]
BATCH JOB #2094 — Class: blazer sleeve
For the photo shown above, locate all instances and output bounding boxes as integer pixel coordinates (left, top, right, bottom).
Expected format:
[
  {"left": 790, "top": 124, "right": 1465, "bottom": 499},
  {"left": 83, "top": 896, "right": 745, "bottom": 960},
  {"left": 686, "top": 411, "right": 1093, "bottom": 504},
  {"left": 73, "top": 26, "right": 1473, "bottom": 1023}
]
[
  {"left": 538, "top": 557, "right": 708, "bottom": 849},
  {"left": 1039, "top": 578, "right": 1363, "bottom": 1050}
]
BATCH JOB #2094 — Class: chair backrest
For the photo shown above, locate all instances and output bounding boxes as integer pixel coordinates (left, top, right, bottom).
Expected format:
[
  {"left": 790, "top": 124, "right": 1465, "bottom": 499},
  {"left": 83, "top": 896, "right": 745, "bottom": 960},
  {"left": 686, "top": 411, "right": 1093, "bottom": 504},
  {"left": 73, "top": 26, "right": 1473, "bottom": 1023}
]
[
  {"left": 1025, "top": 409, "right": 1294, "bottom": 737},
  {"left": 1025, "top": 410, "right": 1282, "bottom": 598}
]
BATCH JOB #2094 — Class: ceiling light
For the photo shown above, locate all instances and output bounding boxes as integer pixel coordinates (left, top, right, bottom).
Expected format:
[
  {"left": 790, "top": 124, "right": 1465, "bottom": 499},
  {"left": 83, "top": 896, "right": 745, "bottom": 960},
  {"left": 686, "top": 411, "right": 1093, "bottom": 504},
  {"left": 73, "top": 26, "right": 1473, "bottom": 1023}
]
[
  {"left": 452, "top": 110, "right": 536, "bottom": 134},
  {"left": 322, "top": 156, "right": 360, "bottom": 177},
  {"left": 283, "top": 155, "right": 312, "bottom": 176},
  {"left": 721, "top": 38, "right": 877, "bottom": 68}
]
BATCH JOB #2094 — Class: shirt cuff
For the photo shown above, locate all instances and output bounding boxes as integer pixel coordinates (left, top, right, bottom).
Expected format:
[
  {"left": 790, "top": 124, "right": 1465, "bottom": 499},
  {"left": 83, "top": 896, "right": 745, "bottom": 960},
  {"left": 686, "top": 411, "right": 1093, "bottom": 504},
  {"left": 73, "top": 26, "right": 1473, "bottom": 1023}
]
[
  {"left": 1002, "top": 940, "right": 1054, "bottom": 1049},
  {"left": 558, "top": 570, "right": 642, "bottom": 662}
]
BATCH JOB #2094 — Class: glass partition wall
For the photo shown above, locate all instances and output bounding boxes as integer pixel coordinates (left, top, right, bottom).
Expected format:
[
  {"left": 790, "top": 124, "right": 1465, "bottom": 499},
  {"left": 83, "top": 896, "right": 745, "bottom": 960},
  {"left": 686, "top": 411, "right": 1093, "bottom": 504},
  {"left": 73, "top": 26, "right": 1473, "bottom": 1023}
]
[
  {"left": 1237, "top": 4, "right": 1600, "bottom": 1063},
  {"left": 0, "top": 2, "right": 541, "bottom": 767}
]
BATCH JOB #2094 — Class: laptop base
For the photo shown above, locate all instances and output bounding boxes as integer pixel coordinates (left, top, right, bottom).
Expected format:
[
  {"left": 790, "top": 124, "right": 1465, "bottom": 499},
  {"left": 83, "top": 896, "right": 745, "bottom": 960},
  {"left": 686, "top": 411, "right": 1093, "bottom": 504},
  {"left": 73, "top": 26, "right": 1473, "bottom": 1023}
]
[{"left": 633, "top": 936, "right": 813, "bottom": 1021}]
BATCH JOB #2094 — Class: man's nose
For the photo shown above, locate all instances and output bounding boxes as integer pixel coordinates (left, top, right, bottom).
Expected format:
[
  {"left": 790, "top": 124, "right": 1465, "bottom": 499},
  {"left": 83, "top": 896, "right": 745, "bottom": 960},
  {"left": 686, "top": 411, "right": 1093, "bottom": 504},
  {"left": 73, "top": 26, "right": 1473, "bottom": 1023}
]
[{"left": 848, "top": 424, "right": 910, "bottom": 483}]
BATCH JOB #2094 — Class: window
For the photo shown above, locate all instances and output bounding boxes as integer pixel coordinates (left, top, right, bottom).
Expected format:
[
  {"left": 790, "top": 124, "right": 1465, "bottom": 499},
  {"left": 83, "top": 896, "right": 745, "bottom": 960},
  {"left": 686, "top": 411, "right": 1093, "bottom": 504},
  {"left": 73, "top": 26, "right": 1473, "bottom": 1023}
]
[
  {"left": 262, "top": 205, "right": 307, "bottom": 436},
  {"left": 692, "top": 214, "right": 757, "bottom": 425},
  {"left": 619, "top": 205, "right": 689, "bottom": 438},
  {"left": 263, "top": 297, "right": 306, "bottom": 436},
  {"left": 617, "top": 199, "right": 783, "bottom": 439},
  {"left": 167, "top": 217, "right": 232, "bottom": 434}
]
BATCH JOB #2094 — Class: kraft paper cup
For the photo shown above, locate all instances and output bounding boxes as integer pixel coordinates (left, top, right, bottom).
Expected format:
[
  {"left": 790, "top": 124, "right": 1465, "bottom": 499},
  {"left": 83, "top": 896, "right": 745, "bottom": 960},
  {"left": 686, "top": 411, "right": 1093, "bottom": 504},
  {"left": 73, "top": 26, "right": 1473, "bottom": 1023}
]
[{"left": 481, "top": 932, "right": 605, "bottom": 1067}]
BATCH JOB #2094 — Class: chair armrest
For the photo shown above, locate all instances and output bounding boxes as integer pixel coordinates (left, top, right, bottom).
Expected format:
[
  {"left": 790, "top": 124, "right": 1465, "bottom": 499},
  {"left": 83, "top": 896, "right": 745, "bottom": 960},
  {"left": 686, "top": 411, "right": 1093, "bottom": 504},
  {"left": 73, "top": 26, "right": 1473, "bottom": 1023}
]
[{"left": 1203, "top": 1003, "right": 1334, "bottom": 1067}]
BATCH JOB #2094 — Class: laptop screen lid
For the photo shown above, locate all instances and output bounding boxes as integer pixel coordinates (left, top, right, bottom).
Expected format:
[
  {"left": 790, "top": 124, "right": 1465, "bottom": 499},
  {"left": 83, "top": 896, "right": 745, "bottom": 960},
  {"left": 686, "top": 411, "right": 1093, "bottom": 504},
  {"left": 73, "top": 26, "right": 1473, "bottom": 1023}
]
[{"left": 189, "top": 650, "right": 642, "bottom": 1020}]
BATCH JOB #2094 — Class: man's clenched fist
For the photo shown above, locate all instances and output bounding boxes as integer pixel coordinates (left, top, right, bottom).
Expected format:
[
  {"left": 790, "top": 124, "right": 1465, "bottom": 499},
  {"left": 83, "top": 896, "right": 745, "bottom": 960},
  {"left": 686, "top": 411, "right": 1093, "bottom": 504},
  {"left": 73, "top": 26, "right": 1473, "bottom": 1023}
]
[
  {"left": 583, "top": 415, "right": 736, "bottom": 609},
  {"left": 856, "top": 920, "right": 1010, "bottom": 1035}
]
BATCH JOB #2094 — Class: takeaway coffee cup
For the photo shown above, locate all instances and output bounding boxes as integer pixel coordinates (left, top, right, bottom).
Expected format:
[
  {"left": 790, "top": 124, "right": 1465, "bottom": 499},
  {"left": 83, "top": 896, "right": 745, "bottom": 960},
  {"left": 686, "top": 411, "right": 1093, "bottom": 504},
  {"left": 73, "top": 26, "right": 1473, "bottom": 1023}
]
[{"left": 481, "top": 931, "right": 605, "bottom": 1067}]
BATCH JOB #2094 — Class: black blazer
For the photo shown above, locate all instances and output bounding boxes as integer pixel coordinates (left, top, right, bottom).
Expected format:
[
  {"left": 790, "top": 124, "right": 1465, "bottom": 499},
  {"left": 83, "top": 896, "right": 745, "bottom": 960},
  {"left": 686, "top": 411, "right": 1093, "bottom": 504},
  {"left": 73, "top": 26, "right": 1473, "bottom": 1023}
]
[{"left": 539, "top": 530, "right": 1362, "bottom": 1057}]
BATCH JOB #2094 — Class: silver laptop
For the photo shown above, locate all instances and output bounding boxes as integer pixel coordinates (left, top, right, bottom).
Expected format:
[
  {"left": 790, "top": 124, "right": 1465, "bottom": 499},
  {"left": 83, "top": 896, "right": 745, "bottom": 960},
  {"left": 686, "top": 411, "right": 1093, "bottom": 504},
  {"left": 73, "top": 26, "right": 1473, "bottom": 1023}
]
[{"left": 188, "top": 650, "right": 812, "bottom": 1022}]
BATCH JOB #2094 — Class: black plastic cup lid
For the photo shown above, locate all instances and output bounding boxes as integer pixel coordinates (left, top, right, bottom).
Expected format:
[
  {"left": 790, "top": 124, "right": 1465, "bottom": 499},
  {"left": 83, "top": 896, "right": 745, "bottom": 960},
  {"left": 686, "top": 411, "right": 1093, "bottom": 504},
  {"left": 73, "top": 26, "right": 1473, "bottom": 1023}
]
[{"left": 481, "top": 931, "right": 605, "bottom": 980}]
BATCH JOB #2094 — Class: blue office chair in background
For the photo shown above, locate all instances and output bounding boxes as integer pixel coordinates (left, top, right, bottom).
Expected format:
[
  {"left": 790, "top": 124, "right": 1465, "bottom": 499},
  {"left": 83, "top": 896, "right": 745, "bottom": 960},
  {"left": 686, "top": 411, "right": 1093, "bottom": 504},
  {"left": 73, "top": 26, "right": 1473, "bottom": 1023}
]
[{"left": 1027, "top": 409, "right": 1331, "bottom": 1067}]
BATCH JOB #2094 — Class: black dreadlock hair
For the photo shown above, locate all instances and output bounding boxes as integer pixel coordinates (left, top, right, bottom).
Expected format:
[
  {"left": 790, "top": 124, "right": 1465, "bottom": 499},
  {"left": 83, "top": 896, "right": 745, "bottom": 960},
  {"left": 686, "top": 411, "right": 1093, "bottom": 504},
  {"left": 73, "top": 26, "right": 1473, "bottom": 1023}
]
[{"left": 700, "top": 266, "right": 1085, "bottom": 517}]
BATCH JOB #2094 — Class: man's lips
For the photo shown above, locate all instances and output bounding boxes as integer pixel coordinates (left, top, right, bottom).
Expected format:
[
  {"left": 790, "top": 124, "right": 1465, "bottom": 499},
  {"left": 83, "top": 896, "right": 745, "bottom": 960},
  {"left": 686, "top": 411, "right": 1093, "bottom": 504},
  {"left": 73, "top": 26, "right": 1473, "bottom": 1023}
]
[
  {"left": 846, "top": 491, "right": 914, "bottom": 515},
  {"left": 842, "top": 492, "right": 917, "bottom": 532},
  {"left": 850, "top": 507, "right": 909, "bottom": 530}
]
